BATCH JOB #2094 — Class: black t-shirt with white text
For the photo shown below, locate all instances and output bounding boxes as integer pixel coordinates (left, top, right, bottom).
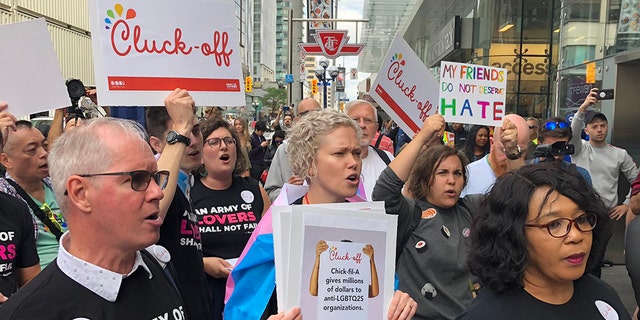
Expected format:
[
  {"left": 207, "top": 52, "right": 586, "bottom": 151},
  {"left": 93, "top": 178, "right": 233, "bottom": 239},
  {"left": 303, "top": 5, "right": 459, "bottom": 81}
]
[{"left": 0, "top": 192, "right": 39, "bottom": 297}]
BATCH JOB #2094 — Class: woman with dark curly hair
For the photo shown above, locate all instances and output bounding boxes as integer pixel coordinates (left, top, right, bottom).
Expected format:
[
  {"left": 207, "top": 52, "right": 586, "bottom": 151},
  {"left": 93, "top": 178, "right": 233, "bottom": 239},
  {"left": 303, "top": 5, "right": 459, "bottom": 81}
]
[
  {"left": 462, "top": 125, "right": 491, "bottom": 163},
  {"left": 458, "top": 163, "right": 629, "bottom": 320}
]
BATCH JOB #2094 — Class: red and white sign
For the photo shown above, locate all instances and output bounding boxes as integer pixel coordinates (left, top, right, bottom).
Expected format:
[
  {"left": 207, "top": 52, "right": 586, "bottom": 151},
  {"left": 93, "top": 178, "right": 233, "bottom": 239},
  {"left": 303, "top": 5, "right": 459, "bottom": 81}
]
[
  {"left": 88, "top": 0, "right": 245, "bottom": 106},
  {"left": 350, "top": 68, "right": 358, "bottom": 80},
  {"left": 369, "top": 35, "right": 439, "bottom": 136},
  {"left": 300, "top": 30, "right": 365, "bottom": 59}
]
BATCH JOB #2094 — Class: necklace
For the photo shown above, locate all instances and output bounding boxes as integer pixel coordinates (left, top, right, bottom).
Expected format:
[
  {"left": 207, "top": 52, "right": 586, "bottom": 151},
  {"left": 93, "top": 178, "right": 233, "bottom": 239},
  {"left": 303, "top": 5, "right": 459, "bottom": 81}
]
[{"left": 304, "top": 193, "right": 311, "bottom": 204}]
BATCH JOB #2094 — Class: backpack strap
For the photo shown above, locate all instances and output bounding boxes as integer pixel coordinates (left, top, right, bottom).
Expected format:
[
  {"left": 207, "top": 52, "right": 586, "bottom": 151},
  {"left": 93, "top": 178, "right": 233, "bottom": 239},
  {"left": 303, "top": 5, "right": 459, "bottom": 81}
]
[
  {"left": 6, "top": 179, "right": 63, "bottom": 241},
  {"left": 374, "top": 132, "right": 384, "bottom": 149},
  {"left": 371, "top": 147, "right": 391, "bottom": 165}
]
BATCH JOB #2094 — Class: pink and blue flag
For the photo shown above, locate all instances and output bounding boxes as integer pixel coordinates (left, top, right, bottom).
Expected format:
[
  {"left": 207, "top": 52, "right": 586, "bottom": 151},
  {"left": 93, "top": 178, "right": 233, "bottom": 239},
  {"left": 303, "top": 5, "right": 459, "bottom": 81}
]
[{"left": 224, "top": 181, "right": 366, "bottom": 319}]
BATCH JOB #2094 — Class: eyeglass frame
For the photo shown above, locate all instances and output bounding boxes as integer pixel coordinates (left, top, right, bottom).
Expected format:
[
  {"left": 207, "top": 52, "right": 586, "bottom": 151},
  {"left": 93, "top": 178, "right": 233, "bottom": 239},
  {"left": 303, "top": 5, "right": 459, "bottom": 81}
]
[
  {"left": 74, "top": 170, "right": 170, "bottom": 192},
  {"left": 543, "top": 121, "right": 570, "bottom": 130},
  {"left": 524, "top": 212, "right": 597, "bottom": 238},
  {"left": 204, "top": 136, "right": 236, "bottom": 148}
]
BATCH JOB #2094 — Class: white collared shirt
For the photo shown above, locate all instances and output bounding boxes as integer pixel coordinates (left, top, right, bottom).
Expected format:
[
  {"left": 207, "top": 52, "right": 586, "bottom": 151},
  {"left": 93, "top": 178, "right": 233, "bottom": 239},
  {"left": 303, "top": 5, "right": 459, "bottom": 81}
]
[{"left": 56, "top": 232, "right": 152, "bottom": 302}]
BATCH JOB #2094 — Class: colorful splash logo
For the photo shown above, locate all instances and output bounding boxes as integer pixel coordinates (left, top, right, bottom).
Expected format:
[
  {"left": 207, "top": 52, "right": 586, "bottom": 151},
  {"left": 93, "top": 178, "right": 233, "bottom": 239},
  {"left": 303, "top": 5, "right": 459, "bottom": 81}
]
[
  {"left": 329, "top": 245, "right": 338, "bottom": 253},
  {"left": 390, "top": 53, "right": 405, "bottom": 66},
  {"left": 103, "top": 3, "right": 136, "bottom": 30}
]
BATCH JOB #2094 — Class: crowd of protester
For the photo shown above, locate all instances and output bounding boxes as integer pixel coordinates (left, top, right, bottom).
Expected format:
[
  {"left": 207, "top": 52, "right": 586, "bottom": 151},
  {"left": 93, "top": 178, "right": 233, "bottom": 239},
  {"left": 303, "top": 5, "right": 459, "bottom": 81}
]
[{"left": 0, "top": 85, "right": 638, "bottom": 320}]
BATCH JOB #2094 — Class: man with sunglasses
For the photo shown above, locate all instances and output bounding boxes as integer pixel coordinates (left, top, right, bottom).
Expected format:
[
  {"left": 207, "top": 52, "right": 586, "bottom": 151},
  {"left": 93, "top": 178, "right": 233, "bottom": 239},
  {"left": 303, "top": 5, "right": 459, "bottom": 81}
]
[
  {"left": 528, "top": 116, "right": 592, "bottom": 185},
  {"left": 571, "top": 88, "right": 639, "bottom": 277},
  {"left": 145, "top": 88, "right": 212, "bottom": 319},
  {"left": 0, "top": 117, "right": 187, "bottom": 318},
  {"left": 264, "top": 98, "right": 322, "bottom": 201}
]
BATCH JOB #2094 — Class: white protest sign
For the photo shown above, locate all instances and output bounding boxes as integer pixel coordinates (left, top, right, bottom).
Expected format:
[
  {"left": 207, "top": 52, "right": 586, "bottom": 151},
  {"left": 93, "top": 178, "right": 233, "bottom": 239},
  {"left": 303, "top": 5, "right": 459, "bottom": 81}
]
[
  {"left": 315, "top": 241, "right": 371, "bottom": 319},
  {"left": 88, "top": 0, "right": 245, "bottom": 106},
  {"left": 0, "top": 19, "right": 69, "bottom": 117},
  {"left": 281, "top": 207, "right": 396, "bottom": 320},
  {"left": 369, "top": 34, "right": 439, "bottom": 136},
  {"left": 439, "top": 61, "right": 507, "bottom": 126}
]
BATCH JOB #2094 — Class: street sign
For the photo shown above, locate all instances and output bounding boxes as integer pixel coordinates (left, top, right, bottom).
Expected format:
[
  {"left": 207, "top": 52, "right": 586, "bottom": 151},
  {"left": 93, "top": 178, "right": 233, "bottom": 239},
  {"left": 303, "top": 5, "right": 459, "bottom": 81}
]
[
  {"left": 350, "top": 68, "right": 358, "bottom": 80},
  {"left": 300, "top": 30, "right": 365, "bottom": 59},
  {"left": 285, "top": 74, "right": 294, "bottom": 83}
]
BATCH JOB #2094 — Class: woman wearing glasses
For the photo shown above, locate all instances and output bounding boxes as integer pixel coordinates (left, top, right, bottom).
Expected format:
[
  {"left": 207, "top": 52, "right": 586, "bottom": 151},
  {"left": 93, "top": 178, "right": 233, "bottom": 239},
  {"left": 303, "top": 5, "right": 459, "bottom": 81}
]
[
  {"left": 458, "top": 163, "right": 629, "bottom": 320},
  {"left": 191, "top": 118, "right": 271, "bottom": 320}
]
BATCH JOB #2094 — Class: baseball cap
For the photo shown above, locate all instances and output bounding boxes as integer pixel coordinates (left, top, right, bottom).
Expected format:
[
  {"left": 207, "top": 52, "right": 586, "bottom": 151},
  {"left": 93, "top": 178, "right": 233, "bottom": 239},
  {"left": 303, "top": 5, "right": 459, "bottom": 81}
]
[{"left": 584, "top": 110, "right": 607, "bottom": 124}]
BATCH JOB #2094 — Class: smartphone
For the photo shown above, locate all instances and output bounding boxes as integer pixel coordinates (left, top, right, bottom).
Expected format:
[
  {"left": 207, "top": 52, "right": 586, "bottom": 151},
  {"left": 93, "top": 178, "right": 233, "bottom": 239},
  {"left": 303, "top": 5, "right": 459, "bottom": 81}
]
[{"left": 596, "top": 89, "right": 614, "bottom": 100}]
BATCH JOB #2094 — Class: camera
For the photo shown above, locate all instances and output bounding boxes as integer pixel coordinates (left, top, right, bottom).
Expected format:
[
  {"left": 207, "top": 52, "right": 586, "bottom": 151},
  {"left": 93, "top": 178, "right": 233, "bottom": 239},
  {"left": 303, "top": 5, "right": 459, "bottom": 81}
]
[
  {"left": 596, "top": 89, "right": 614, "bottom": 100},
  {"left": 534, "top": 141, "right": 575, "bottom": 159},
  {"left": 65, "top": 78, "right": 86, "bottom": 118}
]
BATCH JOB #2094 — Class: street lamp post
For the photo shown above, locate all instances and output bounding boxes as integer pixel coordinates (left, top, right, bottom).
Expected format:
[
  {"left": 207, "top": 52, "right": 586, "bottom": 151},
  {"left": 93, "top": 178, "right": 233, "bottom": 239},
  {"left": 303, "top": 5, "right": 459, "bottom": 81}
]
[{"left": 314, "top": 59, "right": 339, "bottom": 109}]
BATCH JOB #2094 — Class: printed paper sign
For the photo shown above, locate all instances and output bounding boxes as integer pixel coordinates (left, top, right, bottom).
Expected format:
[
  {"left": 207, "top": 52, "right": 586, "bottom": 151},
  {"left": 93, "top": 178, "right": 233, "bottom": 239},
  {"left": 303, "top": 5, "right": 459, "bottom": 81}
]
[
  {"left": 439, "top": 61, "right": 507, "bottom": 126},
  {"left": 314, "top": 241, "right": 372, "bottom": 319},
  {"left": 88, "top": 0, "right": 245, "bottom": 106},
  {"left": 369, "top": 34, "right": 439, "bottom": 136},
  {"left": 278, "top": 206, "right": 396, "bottom": 320},
  {"left": 0, "top": 19, "right": 69, "bottom": 117}
]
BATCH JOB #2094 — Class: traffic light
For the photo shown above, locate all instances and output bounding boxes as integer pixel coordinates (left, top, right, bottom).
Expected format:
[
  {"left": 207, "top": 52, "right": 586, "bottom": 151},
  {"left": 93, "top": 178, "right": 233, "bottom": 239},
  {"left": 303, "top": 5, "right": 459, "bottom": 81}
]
[
  {"left": 245, "top": 76, "right": 253, "bottom": 92},
  {"left": 311, "top": 79, "right": 318, "bottom": 95}
]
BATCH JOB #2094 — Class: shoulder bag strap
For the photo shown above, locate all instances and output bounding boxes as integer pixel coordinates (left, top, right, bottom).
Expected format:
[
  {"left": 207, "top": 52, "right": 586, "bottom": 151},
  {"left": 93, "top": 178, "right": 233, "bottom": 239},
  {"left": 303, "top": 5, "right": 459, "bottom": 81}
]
[{"left": 6, "top": 179, "right": 63, "bottom": 241}]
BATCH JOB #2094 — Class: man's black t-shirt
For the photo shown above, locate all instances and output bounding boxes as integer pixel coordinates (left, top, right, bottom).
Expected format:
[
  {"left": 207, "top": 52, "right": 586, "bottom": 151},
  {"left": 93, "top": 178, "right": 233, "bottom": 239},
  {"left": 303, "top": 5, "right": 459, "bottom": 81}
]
[
  {"left": 0, "top": 253, "right": 183, "bottom": 319},
  {"left": 158, "top": 188, "right": 212, "bottom": 320},
  {"left": 0, "top": 192, "right": 39, "bottom": 297}
]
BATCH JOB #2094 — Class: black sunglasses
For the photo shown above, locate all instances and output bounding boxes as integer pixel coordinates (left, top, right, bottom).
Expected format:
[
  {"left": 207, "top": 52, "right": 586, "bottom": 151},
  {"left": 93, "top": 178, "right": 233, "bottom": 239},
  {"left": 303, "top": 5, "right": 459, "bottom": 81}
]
[{"left": 66, "top": 170, "right": 170, "bottom": 194}]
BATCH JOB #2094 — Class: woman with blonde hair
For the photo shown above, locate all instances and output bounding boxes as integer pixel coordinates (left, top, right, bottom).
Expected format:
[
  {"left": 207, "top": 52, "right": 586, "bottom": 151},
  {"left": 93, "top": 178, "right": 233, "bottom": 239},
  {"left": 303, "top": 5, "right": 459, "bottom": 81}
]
[
  {"left": 233, "top": 117, "right": 252, "bottom": 176},
  {"left": 226, "top": 109, "right": 417, "bottom": 320}
]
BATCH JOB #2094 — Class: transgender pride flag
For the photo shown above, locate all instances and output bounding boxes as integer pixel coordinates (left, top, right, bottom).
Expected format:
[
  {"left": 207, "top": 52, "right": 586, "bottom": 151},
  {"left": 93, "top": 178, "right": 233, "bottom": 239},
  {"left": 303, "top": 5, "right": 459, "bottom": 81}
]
[{"left": 224, "top": 182, "right": 366, "bottom": 319}]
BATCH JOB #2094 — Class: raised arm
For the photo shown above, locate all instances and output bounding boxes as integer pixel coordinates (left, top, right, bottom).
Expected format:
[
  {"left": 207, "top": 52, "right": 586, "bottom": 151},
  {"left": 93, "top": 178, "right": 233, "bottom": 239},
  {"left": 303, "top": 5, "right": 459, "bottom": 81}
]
[
  {"left": 388, "top": 115, "right": 445, "bottom": 182},
  {"left": 157, "top": 88, "right": 196, "bottom": 219},
  {"left": 570, "top": 88, "right": 598, "bottom": 153}
]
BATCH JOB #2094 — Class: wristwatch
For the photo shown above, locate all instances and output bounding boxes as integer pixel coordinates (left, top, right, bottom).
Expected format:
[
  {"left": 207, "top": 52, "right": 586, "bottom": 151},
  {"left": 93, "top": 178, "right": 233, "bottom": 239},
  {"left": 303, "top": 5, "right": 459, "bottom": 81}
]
[
  {"left": 166, "top": 130, "right": 191, "bottom": 145},
  {"left": 504, "top": 145, "right": 522, "bottom": 160}
]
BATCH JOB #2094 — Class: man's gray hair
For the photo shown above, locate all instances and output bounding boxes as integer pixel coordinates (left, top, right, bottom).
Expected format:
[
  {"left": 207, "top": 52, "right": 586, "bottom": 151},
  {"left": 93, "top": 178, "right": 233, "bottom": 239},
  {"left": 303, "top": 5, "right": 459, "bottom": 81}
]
[
  {"left": 48, "top": 117, "right": 148, "bottom": 211},
  {"left": 344, "top": 100, "right": 377, "bottom": 120}
]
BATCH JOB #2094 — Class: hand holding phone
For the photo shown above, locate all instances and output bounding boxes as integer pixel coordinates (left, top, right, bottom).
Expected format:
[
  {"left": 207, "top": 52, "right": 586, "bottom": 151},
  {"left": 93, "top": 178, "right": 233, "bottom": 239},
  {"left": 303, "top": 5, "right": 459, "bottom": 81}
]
[{"left": 596, "top": 89, "right": 614, "bottom": 100}]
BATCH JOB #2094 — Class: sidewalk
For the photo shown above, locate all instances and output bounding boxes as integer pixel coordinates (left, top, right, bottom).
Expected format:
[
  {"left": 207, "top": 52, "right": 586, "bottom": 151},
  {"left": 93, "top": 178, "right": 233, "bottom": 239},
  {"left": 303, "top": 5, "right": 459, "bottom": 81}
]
[{"left": 602, "top": 265, "right": 636, "bottom": 317}]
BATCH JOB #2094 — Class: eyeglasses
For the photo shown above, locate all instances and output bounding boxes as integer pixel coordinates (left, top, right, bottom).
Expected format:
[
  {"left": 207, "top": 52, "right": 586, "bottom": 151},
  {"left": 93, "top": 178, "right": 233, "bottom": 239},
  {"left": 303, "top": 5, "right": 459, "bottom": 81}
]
[
  {"left": 351, "top": 117, "right": 376, "bottom": 126},
  {"left": 525, "top": 212, "right": 597, "bottom": 238},
  {"left": 78, "top": 170, "right": 170, "bottom": 191},
  {"left": 543, "top": 121, "right": 570, "bottom": 130},
  {"left": 205, "top": 137, "right": 236, "bottom": 148}
]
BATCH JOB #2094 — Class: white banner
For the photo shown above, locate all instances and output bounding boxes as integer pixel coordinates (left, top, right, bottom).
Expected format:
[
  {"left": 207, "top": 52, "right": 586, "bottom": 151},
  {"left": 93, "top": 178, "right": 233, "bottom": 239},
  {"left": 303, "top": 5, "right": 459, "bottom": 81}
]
[
  {"left": 88, "top": 0, "right": 245, "bottom": 106},
  {"left": 0, "top": 19, "right": 69, "bottom": 117},
  {"left": 439, "top": 61, "right": 507, "bottom": 126},
  {"left": 369, "top": 34, "right": 439, "bottom": 136}
]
